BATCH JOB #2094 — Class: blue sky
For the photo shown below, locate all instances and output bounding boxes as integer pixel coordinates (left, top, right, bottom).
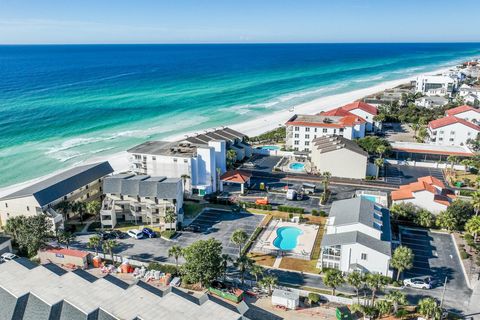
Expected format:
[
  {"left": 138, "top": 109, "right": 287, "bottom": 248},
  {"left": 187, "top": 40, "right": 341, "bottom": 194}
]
[{"left": 0, "top": 0, "right": 479, "bottom": 44}]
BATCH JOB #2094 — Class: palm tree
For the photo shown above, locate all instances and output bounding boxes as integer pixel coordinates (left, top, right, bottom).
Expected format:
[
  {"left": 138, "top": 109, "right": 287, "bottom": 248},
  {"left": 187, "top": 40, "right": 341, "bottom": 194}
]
[
  {"left": 466, "top": 216, "right": 480, "bottom": 242},
  {"left": 72, "top": 202, "right": 87, "bottom": 223},
  {"left": 417, "top": 297, "right": 441, "bottom": 320},
  {"left": 391, "top": 246, "right": 414, "bottom": 281},
  {"left": 411, "top": 123, "right": 421, "bottom": 139},
  {"left": 57, "top": 231, "right": 76, "bottom": 249},
  {"left": 323, "top": 269, "right": 345, "bottom": 296},
  {"left": 375, "top": 158, "right": 384, "bottom": 179},
  {"left": 471, "top": 191, "right": 480, "bottom": 216},
  {"left": 164, "top": 208, "right": 177, "bottom": 230},
  {"left": 56, "top": 201, "right": 71, "bottom": 221},
  {"left": 220, "top": 254, "right": 232, "bottom": 281},
  {"left": 86, "top": 200, "right": 101, "bottom": 221},
  {"left": 365, "top": 273, "right": 389, "bottom": 305},
  {"left": 4, "top": 216, "right": 23, "bottom": 242},
  {"left": 321, "top": 171, "right": 331, "bottom": 204},
  {"left": 376, "top": 145, "right": 387, "bottom": 158},
  {"left": 386, "top": 290, "right": 407, "bottom": 314},
  {"left": 346, "top": 271, "right": 365, "bottom": 303},
  {"left": 168, "top": 245, "right": 183, "bottom": 273},
  {"left": 235, "top": 255, "right": 253, "bottom": 285},
  {"left": 259, "top": 275, "right": 277, "bottom": 296},
  {"left": 180, "top": 174, "right": 190, "bottom": 198},
  {"left": 447, "top": 155, "right": 458, "bottom": 175},
  {"left": 231, "top": 229, "right": 249, "bottom": 257},
  {"left": 417, "top": 127, "right": 429, "bottom": 142},
  {"left": 250, "top": 264, "right": 264, "bottom": 284},
  {"left": 226, "top": 149, "right": 237, "bottom": 169},
  {"left": 87, "top": 234, "right": 101, "bottom": 256},
  {"left": 102, "top": 239, "right": 118, "bottom": 264}
]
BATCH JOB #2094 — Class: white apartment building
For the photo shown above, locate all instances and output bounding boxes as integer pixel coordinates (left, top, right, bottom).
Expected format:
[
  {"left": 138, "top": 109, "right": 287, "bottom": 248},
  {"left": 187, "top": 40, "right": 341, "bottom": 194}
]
[
  {"left": 428, "top": 116, "right": 480, "bottom": 146},
  {"left": 285, "top": 113, "right": 365, "bottom": 152},
  {"left": 100, "top": 174, "right": 183, "bottom": 229},
  {"left": 0, "top": 162, "right": 113, "bottom": 230},
  {"left": 341, "top": 101, "right": 379, "bottom": 131},
  {"left": 319, "top": 197, "right": 392, "bottom": 276},
  {"left": 415, "top": 74, "right": 458, "bottom": 97},
  {"left": 446, "top": 105, "right": 480, "bottom": 123},
  {"left": 391, "top": 176, "right": 455, "bottom": 214},
  {"left": 310, "top": 136, "right": 368, "bottom": 179}
]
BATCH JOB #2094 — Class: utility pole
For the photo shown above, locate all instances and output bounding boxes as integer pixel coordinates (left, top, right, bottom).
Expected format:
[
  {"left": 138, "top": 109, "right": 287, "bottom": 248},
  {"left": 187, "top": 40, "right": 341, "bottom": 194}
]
[{"left": 440, "top": 276, "right": 448, "bottom": 309}]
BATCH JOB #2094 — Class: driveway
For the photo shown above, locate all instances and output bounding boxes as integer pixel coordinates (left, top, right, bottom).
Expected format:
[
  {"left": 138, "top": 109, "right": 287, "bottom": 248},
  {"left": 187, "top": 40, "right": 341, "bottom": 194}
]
[
  {"left": 400, "top": 228, "right": 472, "bottom": 312},
  {"left": 384, "top": 164, "right": 446, "bottom": 186},
  {"left": 73, "top": 210, "right": 264, "bottom": 263}
]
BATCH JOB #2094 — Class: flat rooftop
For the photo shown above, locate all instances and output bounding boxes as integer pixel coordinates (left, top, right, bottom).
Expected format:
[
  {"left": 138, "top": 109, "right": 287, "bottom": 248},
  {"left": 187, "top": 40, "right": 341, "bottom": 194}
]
[
  {"left": 127, "top": 141, "right": 197, "bottom": 157},
  {"left": 390, "top": 141, "right": 473, "bottom": 157}
]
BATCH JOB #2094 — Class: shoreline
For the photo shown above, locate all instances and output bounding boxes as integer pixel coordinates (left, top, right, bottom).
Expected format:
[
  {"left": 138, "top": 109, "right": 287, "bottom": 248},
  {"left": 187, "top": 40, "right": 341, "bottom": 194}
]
[{"left": 0, "top": 64, "right": 456, "bottom": 198}]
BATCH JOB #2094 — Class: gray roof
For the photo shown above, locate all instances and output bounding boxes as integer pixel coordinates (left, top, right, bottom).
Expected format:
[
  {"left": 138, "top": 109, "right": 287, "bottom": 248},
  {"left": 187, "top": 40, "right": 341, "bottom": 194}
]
[
  {"left": 103, "top": 174, "right": 181, "bottom": 199},
  {"left": 311, "top": 135, "right": 368, "bottom": 157},
  {"left": 184, "top": 127, "right": 247, "bottom": 146},
  {"left": 272, "top": 289, "right": 299, "bottom": 300},
  {"left": 0, "top": 258, "right": 248, "bottom": 320},
  {"left": 127, "top": 140, "right": 197, "bottom": 157},
  {"left": 321, "top": 231, "right": 391, "bottom": 256},
  {"left": 0, "top": 162, "right": 113, "bottom": 206},
  {"left": 328, "top": 197, "right": 391, "bottom": 241}
]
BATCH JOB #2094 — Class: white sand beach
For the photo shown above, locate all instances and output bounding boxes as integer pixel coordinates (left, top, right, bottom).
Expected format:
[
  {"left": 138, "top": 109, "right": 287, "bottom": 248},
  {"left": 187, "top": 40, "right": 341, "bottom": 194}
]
[{"left": 0, "top": 66, "right": 452, "bottom": 198}]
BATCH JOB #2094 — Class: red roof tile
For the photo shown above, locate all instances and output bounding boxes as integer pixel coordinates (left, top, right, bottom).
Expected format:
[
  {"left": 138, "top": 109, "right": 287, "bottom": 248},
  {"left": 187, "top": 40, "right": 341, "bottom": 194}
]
[
  {"left": 341, "top": 101, "right": 378, "bottom": 115},
  {"left": 446, "top": 105, "right": 479, "bottom": 116},
  {"left": 220, "top": 170, "right": 252, "bottom": 184},
  {"left": 321, "top": 107, "right": 353, "bottom": 117},
  {"left": 428, "top": 116, "right": 480, "bottom": 131},
  {"left": 418, "top": 176, "right": 445, "bottom": 188},
  {"left": 392, "top": 176, "right": 448, "bottom": 201},
  {"left": 43, "top": 247, "right": 89, "bottom": 258}
]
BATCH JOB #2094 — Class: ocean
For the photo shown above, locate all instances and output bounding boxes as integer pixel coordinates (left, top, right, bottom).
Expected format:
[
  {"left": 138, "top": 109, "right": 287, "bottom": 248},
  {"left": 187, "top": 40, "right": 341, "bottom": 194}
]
[{"left": 1, "top": 43, "right": 480, "bottom": 188}]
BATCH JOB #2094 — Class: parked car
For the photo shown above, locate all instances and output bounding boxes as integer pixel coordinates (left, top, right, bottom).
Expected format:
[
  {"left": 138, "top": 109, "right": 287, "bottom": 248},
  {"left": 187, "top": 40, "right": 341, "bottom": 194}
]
[
  {"left": 127, "top": 229, "right": 144, "bottom": 239},
  {"left": 286, "top": 189, "right": 297, "bottom": 200},
  {"left": 1, "top": 253, "right": 19, "bottom": 261},
  {"left": 142, "top": 228, "right": 156, "bottom": 238},
  {"left": 403, "top": 276, "right": 433, "bottom": 289},
  {"left": 183, "top": 225, "right": 200, "bottom": 233}
]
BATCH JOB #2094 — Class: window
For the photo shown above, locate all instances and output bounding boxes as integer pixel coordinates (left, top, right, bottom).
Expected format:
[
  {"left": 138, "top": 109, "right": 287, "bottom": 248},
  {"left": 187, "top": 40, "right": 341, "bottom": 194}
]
[
  {"left": 314, "top": 128, "right": 317, "bottom": 132},
  {"left": 449, "top": 138, "right": 454, "bottom": 142},
  {"left": 314, "top": 135, "right": 317, "bottom": 139},
  {"left": 294, "top": 140, "right": 299, "bottom": 145},
  {"left": 4, "top": 203, "right": 7, "bottom": 208},
  {"left": 152, "top": 156, "right": 156, "bottom": 160},
  {"left": 294, "top": 147, "right": 299, "bottom": 151},
  {"left": 305, "top": 134, "right": 310, "bottom": 139},
  {"left": 26, "top": 206, "right": 30, "bottom": 211},
  {"left": 184, "top": 159, "right": 188, "bottom": 163},
  {"left": 450, "top": 131, "right": 455, "bottom": 135},
  {"left": 333, "top": 129, "right": 337, "bottom": 134},
  {"left": 305, "top": 127, "right": 310, "bottom": 132},
  {"left": 339, "top": 128, "right": 344, "bottom": 133},
  {"left": 322, "top": 128, "right": 327, "bottom": 133},
  {"left": 173, "top": 158, "right": 178, "bottom": 162},
  {"left": 86, "top": 185, "right": 89, "bottom": 190},
  {"left": 439, "top": 130, "right": 444, "bottom": 134},
  {"left": 361, "top": 253, "right": 367, "bottom": 260},
  {"left": 294, "top": 126, "right": 299, "bottom": 131},
  {"left": 439, "top": 137, "right": 443, "bottom": 141},
  {"left": 294, "top": 134, "right": 299, "bottom": 138},
  {"left": 305, "top": 141, "right": 310, "bottom": 146}
]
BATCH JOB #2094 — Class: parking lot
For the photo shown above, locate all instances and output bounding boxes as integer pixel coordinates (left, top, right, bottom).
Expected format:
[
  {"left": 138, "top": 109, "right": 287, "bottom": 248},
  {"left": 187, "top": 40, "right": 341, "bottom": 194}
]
[
  {"left": 73, "top": 209, "right": 264, "bottom": 264},
  {"left": 400, "top": 228, "right": 472, "bottom": 310},
  {"left": 384, "top": 163, "right": 446, "bottom": 186}
]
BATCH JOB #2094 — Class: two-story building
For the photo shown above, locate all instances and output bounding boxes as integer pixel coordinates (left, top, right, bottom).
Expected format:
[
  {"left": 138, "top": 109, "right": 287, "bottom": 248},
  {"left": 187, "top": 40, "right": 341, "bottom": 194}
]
[
  {"left": 319, "top": 197, "right": 392, "bottom": 276},
  {"left": 0, "top": 162, "right": 113, "bottom": 231},
  {"left": 428, "top": 116, "right": 480, "bottom": 146},
  {"left": 100, "top": 174, "right": 183, "bottom": 229},
  {"left": 341, "top": 101, "right": 378, "bottom": 132},
  {"left": 285, "top": 113, "right": 366, "bottom": 152},
  {"left": 415, "top": 74, "right": 457, "bottom": 97}
]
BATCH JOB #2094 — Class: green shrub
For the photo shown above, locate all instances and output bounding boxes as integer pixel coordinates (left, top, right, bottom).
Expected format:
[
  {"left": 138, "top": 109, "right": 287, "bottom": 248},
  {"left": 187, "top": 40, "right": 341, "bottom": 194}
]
[
  {"left": 460, "top": 250, "right": 470, "bottom": 259},
  {"left": 459, "top": 189, "right": 475, "bottom": 197},
  {"left": 308, "top": 293, "right": 320, "bottom": 304},
  {"left": 365, "top": 175, "right": 376, "bottom": 180},
  {"left": 161, "top": 230, "right": 177, "bottom": 239},
  {"left": 278, "top": 205, "right": 304, "bottom": 214},
  {"left": 311, "top": 209, "right": 319, "bottom": 216},
  {"left": 147, "top": 262, "right": 177, "bottom": 274},
  {"left": 319, "top": 211, "right": 328, "bottom": 217},
  {"left": 395, "top": 309, "right": 409, "bottom": 319},
  {"left": 288, "top": 213, "right": 294, "bottom": 219}
]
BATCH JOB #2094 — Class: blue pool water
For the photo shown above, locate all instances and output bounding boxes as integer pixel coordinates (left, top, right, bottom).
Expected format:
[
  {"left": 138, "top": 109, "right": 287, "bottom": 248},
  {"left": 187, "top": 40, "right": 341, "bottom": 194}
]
[
  {"left": 361, "top": 195, "right": 377, "bottom": 202},
  {"left": 289, "top": 162, "right": 305, "bottom": 171},
  {"left": 273, "top": 226, "right": 303, "bottom": 250},
  {"left": 260, "top": 145, "right": 280, "bottom": 150}
]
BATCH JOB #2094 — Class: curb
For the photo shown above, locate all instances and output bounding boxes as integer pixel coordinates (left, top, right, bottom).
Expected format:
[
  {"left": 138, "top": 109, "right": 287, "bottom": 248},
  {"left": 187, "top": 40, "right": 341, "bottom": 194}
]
[{"left": 450, "top": 233, "right": 472, "bottom": 289}]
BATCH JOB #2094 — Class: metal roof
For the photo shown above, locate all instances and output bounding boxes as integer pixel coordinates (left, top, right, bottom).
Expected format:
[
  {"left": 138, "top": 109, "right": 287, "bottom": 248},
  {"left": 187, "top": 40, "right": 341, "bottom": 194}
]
[
  {"left": 103, "top": 174, "right": 181, "bottom": 199},
  {"left": 0, "top": 162, "right": 114, "bottom": 206},
  {"left": 321, "top": 231, "right": 391, "bottom": 256},
  {"left": 311, "top": 135, "right": 368, "bottom": 157},
  {"left": 0, "top": 259, "right": 248, "bottom": 320}
]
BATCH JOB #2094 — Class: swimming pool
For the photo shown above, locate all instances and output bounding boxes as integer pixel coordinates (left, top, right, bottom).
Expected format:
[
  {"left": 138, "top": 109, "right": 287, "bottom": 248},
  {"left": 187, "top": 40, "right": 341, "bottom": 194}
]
[
  {"left": 260, "top": 145, "right": 280, "bottom": 150},
  {"left": 361, "top": 195, "right": 377, "bottom": 202},
  {"left": 273, "top": 226, "right": 303, "bottom": 250},
  {"left": 288, "top": 162, "right": 305, "bottom": 172}
]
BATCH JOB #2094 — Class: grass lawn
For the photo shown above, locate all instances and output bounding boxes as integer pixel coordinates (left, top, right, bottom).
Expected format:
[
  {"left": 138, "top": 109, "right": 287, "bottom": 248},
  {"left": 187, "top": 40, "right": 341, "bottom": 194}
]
[
  {"left": 448, "top": 169, "right": 479, "bottom": 188},
  {"left": 248, "top": 252, "right": 276, "bottom": 267},
  {"left": 279, "top": 257, "right": 320, "bottom": 274}
]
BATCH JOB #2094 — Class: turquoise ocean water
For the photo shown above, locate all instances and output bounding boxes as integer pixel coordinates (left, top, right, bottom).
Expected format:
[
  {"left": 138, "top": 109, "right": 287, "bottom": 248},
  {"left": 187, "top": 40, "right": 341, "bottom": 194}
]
[{"left": 1, "top": 43, "right": 480, "bottom": 187}]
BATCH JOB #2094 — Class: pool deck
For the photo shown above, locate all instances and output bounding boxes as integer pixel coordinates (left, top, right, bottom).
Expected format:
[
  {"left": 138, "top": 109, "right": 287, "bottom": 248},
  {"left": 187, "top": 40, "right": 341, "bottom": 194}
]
[{"left": 253, "top": 220, "right": 319, "bottom": 259}]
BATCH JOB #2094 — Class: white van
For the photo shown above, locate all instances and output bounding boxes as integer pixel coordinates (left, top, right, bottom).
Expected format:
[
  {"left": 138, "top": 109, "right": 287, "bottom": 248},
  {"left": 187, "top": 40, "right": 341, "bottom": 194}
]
[{"left": 286, "top": 189, "right": 297, "bottom": 201}]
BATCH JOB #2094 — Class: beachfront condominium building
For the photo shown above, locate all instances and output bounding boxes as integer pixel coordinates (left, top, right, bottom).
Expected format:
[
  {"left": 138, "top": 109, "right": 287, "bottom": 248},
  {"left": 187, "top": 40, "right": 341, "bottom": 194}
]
[
  {"left": 100, "top": 174, "right": 183, "bottom": 229},
  {"left": 428, "top": 115, "right": 480, "bottom": 146},
  {"left": 127, "top": 127, "right": 250, "bottom": 196},
  {"left": 285, "top": 112, "right": 366, "bottom": 152},
  {"left": 0, "top": 162, "right": 114, "bottom": 231},
  {"left": 391, "top": 176, "right": 455, "bottom": 214},
  {"left": 415, "top": 74, "right": 458, "bottom": 97},
  {"left": 310, "top": 136, "right": 368, "bottom": 179},
  {"left": 319, "top": 197, "right": 392, "bottom": 276},
  {"left": 340, "top": 101, "right": 379, "bottom": 132}
]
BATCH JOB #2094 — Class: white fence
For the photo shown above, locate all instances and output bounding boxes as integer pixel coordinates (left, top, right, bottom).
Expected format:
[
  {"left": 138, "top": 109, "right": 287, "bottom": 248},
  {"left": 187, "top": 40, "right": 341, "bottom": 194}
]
[{"left": 385, "top": 158, "right": 466, "bottom": 170}]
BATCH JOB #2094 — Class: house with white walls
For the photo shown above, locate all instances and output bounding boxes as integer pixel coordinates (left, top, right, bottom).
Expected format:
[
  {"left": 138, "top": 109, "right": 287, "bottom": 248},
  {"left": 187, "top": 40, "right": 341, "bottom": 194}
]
[
  {"left": 445, "top": 105, "right": 480, "bottom": 123},
  {"left": 285, "top": 112, "right": 365, "bottom": 152},
  {"left": 415, "top": 74, "right": 458, "bottom": 97},
  {"left": 427, "top": 115, "right": 480, "bottom": 146},
  {"left": 0, "top": 162, "right": 113, "bottom": 231},
  {"left": 100, "top": 174, "right": 183, "bottom": 229},
  {"left": 319, "top": 197, "right": 392, "bottom": 276},
  {"left": 341, "top": 101, "right": 379, "bottom": 131},
  {"left": 391, "top": 176, "right": 455, "bottom": 214},
  {"left": 415, "top": 96, "right": 449, "bottom": 108},
  {"left": 310, "top": 135, "right": 368, "bottom": 179}
]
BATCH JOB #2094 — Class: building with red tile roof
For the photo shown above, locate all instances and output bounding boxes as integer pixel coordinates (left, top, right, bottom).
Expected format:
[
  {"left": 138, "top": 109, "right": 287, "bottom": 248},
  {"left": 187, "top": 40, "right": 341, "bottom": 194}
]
[
  {"left": 322, "top": 101, "right": 378, "bottom": 131},
  {"left": 445, "top": 105, "right": 480, "bottom": 123},
  {"left": 427, "top": 115, "right": 480, "bottom": 146},
  {"left": 391, "top": 176, "right": 455, "bottom": 214}
]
